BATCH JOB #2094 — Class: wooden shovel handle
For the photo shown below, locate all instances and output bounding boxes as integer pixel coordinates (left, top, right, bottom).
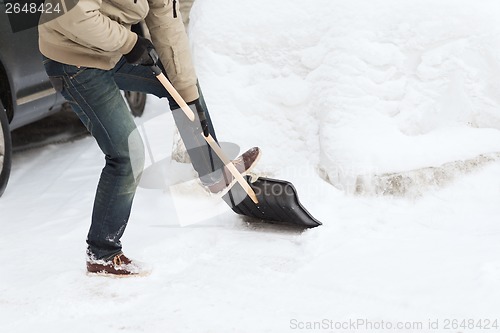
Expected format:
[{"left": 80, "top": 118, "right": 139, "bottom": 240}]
[
  {"left": 156, "top": 73, "right": 195, "bottom": 121},
  {"left": 155, "top": 72, "right": 259, "bottom": 204}
]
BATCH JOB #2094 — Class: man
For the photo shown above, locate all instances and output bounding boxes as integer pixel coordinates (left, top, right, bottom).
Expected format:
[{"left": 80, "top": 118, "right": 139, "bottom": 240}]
[{"left": 38, "top": 0, "right": 260, "bottom": 276}]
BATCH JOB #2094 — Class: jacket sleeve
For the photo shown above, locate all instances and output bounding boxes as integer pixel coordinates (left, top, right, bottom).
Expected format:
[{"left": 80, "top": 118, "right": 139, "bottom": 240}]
[
  {"left": 145, "top": 0, "right": 199, "bottom": 102},
  {"left": 56, "top": 0, "right": 137, "bottom": 54}
]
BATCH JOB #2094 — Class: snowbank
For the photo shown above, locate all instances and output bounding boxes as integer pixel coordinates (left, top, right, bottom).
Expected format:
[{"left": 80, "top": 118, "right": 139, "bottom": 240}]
[{"left": 190, "top": 0, "right": 500, "bottom": 195}]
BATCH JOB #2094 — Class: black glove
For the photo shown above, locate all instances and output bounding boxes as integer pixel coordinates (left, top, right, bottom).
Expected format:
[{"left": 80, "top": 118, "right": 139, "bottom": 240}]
[
  {"left": 188, "top": 99, "right": 209, "bottom": 137},
  {"left": 124, "top": 36, "right": 156, "bottom": 66}
]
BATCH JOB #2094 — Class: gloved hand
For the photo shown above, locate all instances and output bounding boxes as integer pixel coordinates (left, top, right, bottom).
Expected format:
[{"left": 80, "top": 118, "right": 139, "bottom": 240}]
[
  {"left": 124, "top": 36, "right": 156, "bottom": 66},
  {"left": 188, "top": 99, "right": 209, "bottom": 137}
]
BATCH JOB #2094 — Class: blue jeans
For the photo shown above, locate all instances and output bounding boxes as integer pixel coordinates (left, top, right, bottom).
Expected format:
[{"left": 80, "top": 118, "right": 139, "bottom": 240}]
[{"left": 43, "top": 57, "right": 223, "bottom": 260}]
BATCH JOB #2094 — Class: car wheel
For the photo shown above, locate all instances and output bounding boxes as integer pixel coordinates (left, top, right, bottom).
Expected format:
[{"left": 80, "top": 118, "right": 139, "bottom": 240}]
[
  {"left": 0, "top": 102, "right": 12, "bottom": 197},
  {"left": 125, "top": 91, "right": 147, "bottom": 117}
]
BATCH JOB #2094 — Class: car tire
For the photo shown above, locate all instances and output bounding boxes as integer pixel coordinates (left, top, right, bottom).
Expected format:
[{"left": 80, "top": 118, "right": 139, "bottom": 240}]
[
  {"left": 0, "top": 101, "right": 12, "bottom": 197},
  {"left": 125, "top": 91, "right": 147, "bottom": 117}
]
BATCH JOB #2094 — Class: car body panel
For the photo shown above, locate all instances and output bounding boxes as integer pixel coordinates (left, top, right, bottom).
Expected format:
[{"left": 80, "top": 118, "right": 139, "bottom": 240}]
[{"left": 0, "top": 3, "right": 63, "bottom": 130}]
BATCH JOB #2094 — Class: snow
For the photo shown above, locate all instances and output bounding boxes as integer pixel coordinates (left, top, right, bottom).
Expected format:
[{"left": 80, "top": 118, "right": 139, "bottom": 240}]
[{"left": 2, "top": 0, "right": 500, "bottom": 332}]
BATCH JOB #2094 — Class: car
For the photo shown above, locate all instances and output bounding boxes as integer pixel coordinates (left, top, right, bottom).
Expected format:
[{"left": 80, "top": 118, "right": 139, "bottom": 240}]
[{"left": 0, "top": 5, "right": 147, "bottom": 197}]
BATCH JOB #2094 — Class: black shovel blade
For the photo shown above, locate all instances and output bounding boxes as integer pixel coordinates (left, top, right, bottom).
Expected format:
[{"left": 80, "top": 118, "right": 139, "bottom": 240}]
[{"left": 222, "top": 176, "right": 322, "bottom": 228}]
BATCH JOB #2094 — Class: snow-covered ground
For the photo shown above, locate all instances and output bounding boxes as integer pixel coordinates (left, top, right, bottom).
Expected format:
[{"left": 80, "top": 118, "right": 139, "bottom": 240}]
[{"left": 2, "top": 0, "right": 500, "bottom": 332}]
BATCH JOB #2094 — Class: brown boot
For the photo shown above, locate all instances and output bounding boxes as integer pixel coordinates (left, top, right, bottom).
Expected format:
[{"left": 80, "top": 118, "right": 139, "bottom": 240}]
[
  {"left": 86, "top": 253, "right": 150, "bottom": 277},
  {"left": 206, "top": 147, "right": 261, "bottom": 194}
]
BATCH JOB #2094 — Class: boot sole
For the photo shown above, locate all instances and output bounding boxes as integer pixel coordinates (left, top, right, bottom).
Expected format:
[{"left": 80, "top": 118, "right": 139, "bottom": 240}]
[{"left": 86, "top": 270, "right": 151, "bottom": 278}]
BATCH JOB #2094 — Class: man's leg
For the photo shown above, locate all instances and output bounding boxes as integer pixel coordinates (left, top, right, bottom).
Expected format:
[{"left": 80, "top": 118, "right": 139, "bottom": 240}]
[{"left": 44, "top": 58, "right": 144, "bottom": 260}]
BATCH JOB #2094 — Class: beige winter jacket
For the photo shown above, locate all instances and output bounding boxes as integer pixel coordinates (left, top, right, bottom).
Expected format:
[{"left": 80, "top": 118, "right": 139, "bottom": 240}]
[{"left": 38, "top": 0, "right": 199, "bottom": 102}]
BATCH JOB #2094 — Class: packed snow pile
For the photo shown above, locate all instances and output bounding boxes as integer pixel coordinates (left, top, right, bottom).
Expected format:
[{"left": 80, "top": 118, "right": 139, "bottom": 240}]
[{"left": 189, "top": 0, "right": 500, "bottom": 195}]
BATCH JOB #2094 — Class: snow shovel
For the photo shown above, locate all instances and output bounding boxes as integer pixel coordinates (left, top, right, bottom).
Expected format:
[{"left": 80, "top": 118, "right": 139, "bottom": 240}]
[
  {"left": 222, "top": 176, "right": 322, "bottom": 228},
  {"left": 150, "top": 55, "right": 322, "bottom": 229},
  {"left": 150, "top": 64, "right": 259, "bottom": 204}
]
